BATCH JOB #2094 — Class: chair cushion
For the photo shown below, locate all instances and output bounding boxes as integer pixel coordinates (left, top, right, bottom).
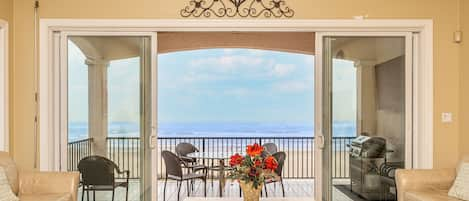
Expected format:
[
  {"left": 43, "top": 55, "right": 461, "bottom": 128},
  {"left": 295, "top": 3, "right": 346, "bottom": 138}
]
[
  {"left": 0, "top": 167, "right": 18, "bottom": 201},
  {"left": 0, "top": 152, "right": 18, "bottom": 195},
  {"left": 405, "top": 189, "right": 462, "bottom": 201},
  {"left": 19, "top": 194, "right": 71, "bottom": 201},
  {"left": 449, "top": 162, "right": 469, "bottom": 200}
]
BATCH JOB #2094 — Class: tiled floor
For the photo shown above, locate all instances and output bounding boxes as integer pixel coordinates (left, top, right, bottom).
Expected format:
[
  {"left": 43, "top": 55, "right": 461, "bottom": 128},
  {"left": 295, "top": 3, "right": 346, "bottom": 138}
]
[{"left": 77, "top": 179, "right": 354, "bottom": 201}]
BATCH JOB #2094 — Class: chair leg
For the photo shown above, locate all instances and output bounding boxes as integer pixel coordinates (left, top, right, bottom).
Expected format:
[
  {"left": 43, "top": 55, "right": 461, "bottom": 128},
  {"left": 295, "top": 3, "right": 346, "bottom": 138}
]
[
  {"left": 191, "top": 179, "right": 195, "bottom": 191},
  {"left": 203, "top": 168, "right": 208, "bottom": 197},
  {"left": 177, "top": 181, "right": 182, "bottom": 201},
  {"left": 86, "top": 187, "right": 90, "bottom": 201},
  {"left": 264, "top": 184, "right": 268, "bottom": 197},
  {"left": 204, "top": 178, "right": 207, "bottom": 197},
  {"left": 111, "top": 189, "right": 115, "bottom": 201},
  {"left": 211, "top": 160, "right": 214, "bottom": 188},
  {"left": 280, "top": 179, "right": 285, "bottom": 197},
  {"left": 163, "top": 178, "right": 168, "bottom": 201},
  {"left": 187, "top": 180, "right": 190, "bottom": 196},
  {"left": 93, "top": 190, "right": 96, "bottom": 201},
  {"left": 191, "top": 167, "right": 195, "bottom": 191},
  {"left": 81, "top": 186, "right": 85, "bottom": 201},
  {"left": 125, "top": 183, "right": 129, "bottom": 201}
]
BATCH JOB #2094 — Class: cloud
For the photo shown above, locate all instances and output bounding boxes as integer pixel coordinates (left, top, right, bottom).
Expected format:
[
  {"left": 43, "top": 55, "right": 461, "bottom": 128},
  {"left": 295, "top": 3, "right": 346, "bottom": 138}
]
[
  {"left": 247, "top": 49, "right": 266, "bottom": 56},
  {"left": 180, "top": 72, "right": 226, "bottom": 83},
  {"left": 271, "top": 64, "right": 295, "bottom": 77},
  {"left": 189, "top": 55, "right": 265, "bottom": 73},
  {"left": 272, "top": 80, "right": 312, "bottom": 93}
]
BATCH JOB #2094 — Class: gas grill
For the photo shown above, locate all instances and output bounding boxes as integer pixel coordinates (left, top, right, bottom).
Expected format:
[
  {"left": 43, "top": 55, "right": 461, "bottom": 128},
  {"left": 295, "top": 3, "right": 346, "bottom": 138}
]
[{"left": 349, "top": 136, "right": 387, "bottom": 200}]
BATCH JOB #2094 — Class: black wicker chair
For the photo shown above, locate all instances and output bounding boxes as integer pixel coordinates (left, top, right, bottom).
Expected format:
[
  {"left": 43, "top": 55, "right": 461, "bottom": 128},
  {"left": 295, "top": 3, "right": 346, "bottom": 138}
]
[
  {"left": 175, "top": 142, "right": 207, "bottom": 172},
  {"left": 264, "top": 151, "right": 286, "bottom": 197},
  {"left": 175, "top": 142, "right": 208, "bottom": 191},
  {"left": 262, "top": 143, "right": 278, "bottom": 155},
  {"left": 78, "top": 155, "right": 129, "bottom": 201},
  {"left": 162, "top": 150, "right": 207, "bottom": 201}
]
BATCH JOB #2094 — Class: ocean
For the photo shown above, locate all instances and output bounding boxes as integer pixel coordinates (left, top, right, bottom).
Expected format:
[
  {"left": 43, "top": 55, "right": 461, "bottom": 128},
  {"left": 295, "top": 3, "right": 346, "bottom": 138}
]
[{"left": 68, "top": 121, "right": 357, "bottom": 142}]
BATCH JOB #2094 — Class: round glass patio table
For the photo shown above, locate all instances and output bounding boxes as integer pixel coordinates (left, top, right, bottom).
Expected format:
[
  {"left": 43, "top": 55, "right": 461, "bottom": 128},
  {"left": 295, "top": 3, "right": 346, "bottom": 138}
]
[{"left": 187, "top": 152, "right": 242, "bottom": 197}]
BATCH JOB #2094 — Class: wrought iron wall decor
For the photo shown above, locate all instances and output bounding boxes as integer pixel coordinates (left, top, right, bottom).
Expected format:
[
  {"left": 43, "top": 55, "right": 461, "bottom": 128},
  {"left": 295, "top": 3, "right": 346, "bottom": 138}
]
[{"left": 180, "top": 0, "right": 295, "bottom": 18}]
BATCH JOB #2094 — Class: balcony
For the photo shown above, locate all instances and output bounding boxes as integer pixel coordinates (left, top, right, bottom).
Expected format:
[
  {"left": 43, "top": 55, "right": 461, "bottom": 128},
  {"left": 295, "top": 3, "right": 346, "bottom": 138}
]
[{"left": 68, "top": 136, "right": 354, "bottom": 201}]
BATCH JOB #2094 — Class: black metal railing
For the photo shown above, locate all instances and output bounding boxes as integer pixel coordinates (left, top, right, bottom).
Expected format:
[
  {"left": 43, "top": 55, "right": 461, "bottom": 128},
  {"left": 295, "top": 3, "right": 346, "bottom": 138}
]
[
  {"left": 67, "top": 136, "right": 354, "bottom": 179},
  {"left": 107, "top": 137, "right": 141, "bottom": 179},
  {"left": 158, "top": 137, "right": 316, "bottom": 179},
  {"left": 67, "top": 138, "right": 93, "bottom": 172},
  {"left": 331, "top": 137, "right": 353, "bottom": 178}
]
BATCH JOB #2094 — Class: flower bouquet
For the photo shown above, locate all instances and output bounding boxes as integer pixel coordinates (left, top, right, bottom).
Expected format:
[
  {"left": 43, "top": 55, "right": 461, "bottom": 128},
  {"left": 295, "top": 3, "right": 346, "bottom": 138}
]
[{"left": 228, "top": 143, "right": 278, "bottom": 201}]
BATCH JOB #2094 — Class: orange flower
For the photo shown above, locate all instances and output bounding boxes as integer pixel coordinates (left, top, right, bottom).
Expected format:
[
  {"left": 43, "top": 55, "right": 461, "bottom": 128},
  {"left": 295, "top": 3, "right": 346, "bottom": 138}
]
[
  {"left": 246, "top": 143, "right": 264, "bottom": 157},
  {"left": 229, "top": 153, "right": 244, "bottom": 166},
  {"left": 264, "top": 156, "right": 278, "bottom": 171}
]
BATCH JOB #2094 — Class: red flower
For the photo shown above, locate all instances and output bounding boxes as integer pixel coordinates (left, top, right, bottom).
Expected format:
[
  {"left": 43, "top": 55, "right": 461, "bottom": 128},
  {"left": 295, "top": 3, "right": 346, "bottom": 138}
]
[
  {"left": 246, "top": 143, "right": 264, "bottom": 157},
  {"left": 254, "top": 159, "right": 262, "bottom": 167},
  {"left": 230, "top": 153, "right": 244, "bottom": 166},
  {"left": 264, "top": 156, "right": 278, "bottom": 171}
]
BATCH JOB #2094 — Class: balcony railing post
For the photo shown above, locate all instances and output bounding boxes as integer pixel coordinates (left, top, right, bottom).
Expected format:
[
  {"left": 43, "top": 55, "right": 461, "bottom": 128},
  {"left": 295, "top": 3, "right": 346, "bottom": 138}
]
[{"left": 202, "top": 139, "right": 206, "bottom": 167}]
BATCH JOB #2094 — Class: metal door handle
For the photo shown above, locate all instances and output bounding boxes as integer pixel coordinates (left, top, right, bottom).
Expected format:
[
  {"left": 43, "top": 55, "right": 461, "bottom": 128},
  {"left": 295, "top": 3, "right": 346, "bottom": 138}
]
[
  {"left": 317, "top": 135, "right": 325, "bottom": 149},
  {"left": 149, "top": 135, "right": 157, "bottom": 149},
  {"left": 149, "top": 125, "right": 157, "bottom": 149}
]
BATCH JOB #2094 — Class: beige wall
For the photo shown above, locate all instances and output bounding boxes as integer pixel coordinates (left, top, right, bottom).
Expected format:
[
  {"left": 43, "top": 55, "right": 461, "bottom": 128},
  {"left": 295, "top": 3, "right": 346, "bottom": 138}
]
[
  {"left": 0, "top": 0, "right": 13, "bottom": 155},
  {"left": 460, "top": 0, "right": 469, "bottom": 159},
  {"left": 9, "top": 0, "right": 462, "bottom": 169},
  {"left": 0, "top": 0, "right": 13, "bottom": 21}
]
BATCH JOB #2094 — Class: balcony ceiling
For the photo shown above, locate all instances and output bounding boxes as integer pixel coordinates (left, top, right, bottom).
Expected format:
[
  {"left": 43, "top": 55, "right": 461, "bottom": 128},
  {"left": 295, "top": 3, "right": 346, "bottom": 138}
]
[
  {"left": 70, "top": 36, "right": 142, "bottom": 61},
  {"left": 158, "top": 32, "right": 315, "bottom": 55}
]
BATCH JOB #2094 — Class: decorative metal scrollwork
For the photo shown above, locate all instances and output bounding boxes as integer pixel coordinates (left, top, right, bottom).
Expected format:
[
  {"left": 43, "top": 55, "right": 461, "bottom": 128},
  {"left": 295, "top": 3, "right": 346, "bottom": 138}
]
[{"left": 180, "top": 0, "right": 295, "bottom": 18}]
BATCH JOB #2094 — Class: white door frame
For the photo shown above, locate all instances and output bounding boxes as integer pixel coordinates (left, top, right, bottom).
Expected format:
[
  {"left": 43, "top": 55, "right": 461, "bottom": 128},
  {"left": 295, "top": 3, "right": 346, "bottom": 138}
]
[
  {"left": 0, "top": 20, "right": 8, "bottom": 152},
  {"left": 315, "top": 32, "right": 415, "bottom": 201},
  {"left": 48, "top": 31, "right": 158, "bottom": 200},
  {"left": 39, "top": 19, "right": 433, "bottom": 200}
]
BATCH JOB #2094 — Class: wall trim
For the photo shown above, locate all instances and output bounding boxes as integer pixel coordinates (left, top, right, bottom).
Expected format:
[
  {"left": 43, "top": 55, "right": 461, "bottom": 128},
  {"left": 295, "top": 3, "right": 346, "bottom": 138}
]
[
  {"left": 0, "top": 20, "right": 9, "bottom": 152},
  {"left": 39, "top": 19, "right": 433, "bottom": 170}
]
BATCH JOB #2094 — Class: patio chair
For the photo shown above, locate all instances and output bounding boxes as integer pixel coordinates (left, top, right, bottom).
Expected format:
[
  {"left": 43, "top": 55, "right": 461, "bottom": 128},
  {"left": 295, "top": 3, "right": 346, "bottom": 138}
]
[
  {"left": 262, "top": 143, "right": 278, "bottom": 155},
  {"left": 176, "top": 142, "right": 207, "bottom": 191},
  {"left": 78, "top": 155, "right": 129, "bottom": 201},
  {"left": 175, "top": 142, "right": 207, "bottom": 172},
  {"left": 264, "top": 151, "right": 286, "bottom": 197},
  {"left": 162, "top": 150, "right": 207, "bottom": 201}
]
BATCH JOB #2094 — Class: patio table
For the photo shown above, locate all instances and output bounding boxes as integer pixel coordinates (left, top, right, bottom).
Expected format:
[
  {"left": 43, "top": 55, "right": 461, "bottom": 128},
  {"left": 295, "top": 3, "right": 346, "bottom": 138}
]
[{"left": 187, "top": 152, "right": 239, "bottom": 197}]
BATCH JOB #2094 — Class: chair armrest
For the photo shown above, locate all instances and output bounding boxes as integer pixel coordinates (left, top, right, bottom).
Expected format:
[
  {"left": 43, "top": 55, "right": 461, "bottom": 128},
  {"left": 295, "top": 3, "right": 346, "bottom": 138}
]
[
  {"left": 395, "top": 169, "right": 456, "bottom": 201},
  {"left": 18, "top": 171, "right": 80, "bottom": 201},
  {"left": 117, "top": 169, "right": 130, "bottom": 176},
  {"left": 117, "top": 170, "right": 130, "bottom": 181},
  {"left": 180, "top": 156, "right": 193, "bottom": 160}
]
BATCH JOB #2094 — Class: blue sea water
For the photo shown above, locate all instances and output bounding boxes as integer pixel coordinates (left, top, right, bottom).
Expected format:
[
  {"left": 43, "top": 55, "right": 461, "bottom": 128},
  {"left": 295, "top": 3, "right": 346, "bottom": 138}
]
[{"left": 68, "top": 121, "right": 356, "bottom": 142}]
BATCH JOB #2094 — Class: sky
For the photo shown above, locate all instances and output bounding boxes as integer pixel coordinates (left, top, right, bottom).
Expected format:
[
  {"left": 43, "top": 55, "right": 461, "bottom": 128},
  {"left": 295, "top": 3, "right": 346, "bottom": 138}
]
[{"left": 68, "top": 41, "right": 356, "bottom": 124}]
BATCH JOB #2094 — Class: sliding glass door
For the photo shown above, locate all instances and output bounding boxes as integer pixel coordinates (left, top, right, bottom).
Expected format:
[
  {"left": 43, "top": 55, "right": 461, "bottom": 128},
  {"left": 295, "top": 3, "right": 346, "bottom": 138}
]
[
  {"left": 316, "top": 33, "right": 413, "bottom": 201},
  {"left": 62, "top": 33, "right": 157, "bottom": 201}
]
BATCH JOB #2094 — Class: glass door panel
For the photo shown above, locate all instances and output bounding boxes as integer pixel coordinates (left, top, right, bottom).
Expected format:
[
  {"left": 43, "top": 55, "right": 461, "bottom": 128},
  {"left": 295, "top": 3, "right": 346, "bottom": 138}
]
[
  {"left": 66, "top": 35, "right": 155, "bottom": 201},
  {"left": 321, "top": 35, "right": 412, "bottom": 201}
]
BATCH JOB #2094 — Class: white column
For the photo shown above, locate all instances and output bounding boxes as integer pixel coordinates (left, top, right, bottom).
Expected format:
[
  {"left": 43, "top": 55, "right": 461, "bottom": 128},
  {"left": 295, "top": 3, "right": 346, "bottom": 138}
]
[
  {"left": 86, "top": 58, "right": 109, "bottom": 157},
  {"left": 356, "top": 60, "right": 377, "bottom": 136}
]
